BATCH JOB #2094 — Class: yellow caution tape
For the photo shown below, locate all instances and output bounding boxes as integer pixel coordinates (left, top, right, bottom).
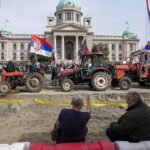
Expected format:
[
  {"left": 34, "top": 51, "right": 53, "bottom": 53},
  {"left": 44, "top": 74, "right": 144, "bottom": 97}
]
[
  {"left": 1, "top": 99, "right": 149, "bottom": 107},
  {"left": 0, "top": 99, "right": 128, "bottom": 107}
]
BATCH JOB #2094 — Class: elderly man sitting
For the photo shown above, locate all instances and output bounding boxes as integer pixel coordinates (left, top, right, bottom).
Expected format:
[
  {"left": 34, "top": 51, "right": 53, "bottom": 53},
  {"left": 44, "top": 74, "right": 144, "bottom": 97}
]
[
  {"left": 106, "top": 91, "right": 150, "bottom": 142},
  {"left": 53, "top": 95, "right": 91, "bottom": 143}
]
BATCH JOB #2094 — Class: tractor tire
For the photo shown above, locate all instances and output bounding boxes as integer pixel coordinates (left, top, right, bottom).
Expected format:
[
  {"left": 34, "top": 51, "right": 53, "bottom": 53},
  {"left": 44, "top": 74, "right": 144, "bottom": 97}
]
[
  {"left": 91, "top": 72, "right": 110, "bottom": 91},
  {"left": 0, "top": 82, "right": 11, "bottom": 94},
  {"left": 25, "top": 73, "right": 45, "bottom": 92},
  {"left": 119, "top": 77, "right": 131, "bottom": 90},
  {"left": 61, "top": 79, "right": 74, "bottom": 92},
  {"left": 138, "top": 81, "right": 146, "bottom": 86}
]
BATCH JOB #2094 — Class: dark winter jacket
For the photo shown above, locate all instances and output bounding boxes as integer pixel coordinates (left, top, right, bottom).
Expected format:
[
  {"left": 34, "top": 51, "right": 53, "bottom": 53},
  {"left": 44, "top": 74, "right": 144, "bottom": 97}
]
[{"left": 110, "top": 101, "right": 150, "bottom": 141}]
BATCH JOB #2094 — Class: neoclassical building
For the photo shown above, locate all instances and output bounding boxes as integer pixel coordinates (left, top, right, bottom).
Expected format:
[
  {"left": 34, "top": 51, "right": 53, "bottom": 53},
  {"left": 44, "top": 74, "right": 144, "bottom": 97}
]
[{"left": 0, "top": 0, "right": 139, "bottom": 64}]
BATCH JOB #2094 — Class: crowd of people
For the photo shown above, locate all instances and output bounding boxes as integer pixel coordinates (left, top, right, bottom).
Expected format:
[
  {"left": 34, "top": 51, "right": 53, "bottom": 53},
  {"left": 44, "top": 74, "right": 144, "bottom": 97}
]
[{"left": 51, "top": 91, "right": 150, "bottom": 143}]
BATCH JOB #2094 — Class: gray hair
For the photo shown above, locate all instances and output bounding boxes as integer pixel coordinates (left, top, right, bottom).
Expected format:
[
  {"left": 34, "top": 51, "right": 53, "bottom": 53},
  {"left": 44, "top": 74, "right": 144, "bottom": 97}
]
[
  {"left": 126, "top": 92, "right": 142, "bottom": 103},
  {"left": 71, "top": 96, "right": 83, "bottom": 107}
]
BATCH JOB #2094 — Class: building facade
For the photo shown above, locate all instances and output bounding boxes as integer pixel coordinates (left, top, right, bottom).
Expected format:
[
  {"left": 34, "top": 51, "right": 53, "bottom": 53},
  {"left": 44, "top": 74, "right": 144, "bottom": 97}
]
[{"left": 0, "top": 0, "right": 139, "bottom": 64}]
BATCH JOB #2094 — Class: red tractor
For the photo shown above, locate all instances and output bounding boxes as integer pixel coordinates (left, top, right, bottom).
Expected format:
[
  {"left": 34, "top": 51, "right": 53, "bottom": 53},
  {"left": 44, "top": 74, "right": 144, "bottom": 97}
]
[
  {"left": 0, "top": 71, "right": 45, "bottom": 94},
  {"left": 111, "top": 50, "right": 150, "bottom": 89},
  {"left": 58, "top": 52, "right": 111, "bottom": 92}
]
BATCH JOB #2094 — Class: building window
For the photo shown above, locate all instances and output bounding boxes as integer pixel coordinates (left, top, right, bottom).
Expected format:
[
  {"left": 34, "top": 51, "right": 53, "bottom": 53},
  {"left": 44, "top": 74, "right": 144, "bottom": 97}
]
[
  {"left": 112, "top": 53, "right": 116, "bottom": 61},
  {"left": 13, "top": 53, "right": 16, "bottom": 60},
  {"left": 1, "top": 53, "right": 4, "bottom": 60},
  {"left": 119, "top": 54, "right": 122, "bottom": 61},
  {"left": 66, "top": 12, "right": 71, "bottom": 20},
  {"left": 58, "top": 13, "right": 62, "bottom": 20},
  {"left": 119, "top": 44, "right": 122, "bottom": 51},
  {"left": 129, "top": 44, "right": 134, "bottom": 51},
  {"left": 76, "top": 14, "right": 79, "bottom": 22},
  {"left": 20, "top": 53, "right": 24, "bottom": 60},
  {"left": 1, "top": 43, "right": 5, "bottom": 50},
  {"left": 112, "top": 44, "right": 115, "bottom": 51},
  {"left": 20, "top": 43, "right": 24, "bottom": 50},
  {"left": 13, "top": 43, "right": 17, "bottom": 50}
]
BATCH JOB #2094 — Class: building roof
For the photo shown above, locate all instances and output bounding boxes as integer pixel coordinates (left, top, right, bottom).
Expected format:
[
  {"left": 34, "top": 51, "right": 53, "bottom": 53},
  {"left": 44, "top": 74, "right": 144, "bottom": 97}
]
[
  {"left": 0, "top": 26, "right": 11, "bottom": 35},
  {"left": 56, "top": 0, "right": 81, "bottom": 11},
  {"left": 122, "top": 27, "right": 136, "bottom": 38}
]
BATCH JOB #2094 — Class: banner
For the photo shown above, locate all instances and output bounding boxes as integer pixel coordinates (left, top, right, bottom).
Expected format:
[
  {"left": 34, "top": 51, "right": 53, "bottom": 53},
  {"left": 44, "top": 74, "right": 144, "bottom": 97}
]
[{"left": 30, "top": 35, "right": 53, "bottom": 57}]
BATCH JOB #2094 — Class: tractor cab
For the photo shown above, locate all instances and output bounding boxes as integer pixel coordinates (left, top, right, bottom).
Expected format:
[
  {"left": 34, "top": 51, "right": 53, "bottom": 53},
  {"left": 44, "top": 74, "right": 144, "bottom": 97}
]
[
  {"left": 130, "top": 50, "right": 150, "bottom": 80},
  {"left": 80, "top": 52, "right": 105, "bottom": 77}
]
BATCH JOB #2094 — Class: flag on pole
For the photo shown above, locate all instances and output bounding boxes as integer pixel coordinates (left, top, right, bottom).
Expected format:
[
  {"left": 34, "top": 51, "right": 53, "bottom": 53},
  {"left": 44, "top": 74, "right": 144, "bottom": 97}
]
[
  {"left": 81, "top": 39, "right": 88, "bottom": 53},
  {"left": 78, "top": 39, "right": 89, "bottom": 57},
  {"left": 30, "top": 35, "right": 53, "bottom": 57},
  {"left": 146, "top": 0, "right": 150, "bottom": 20},
  {"left": 0, "top": 32, "right": 2, "bottom": 40},
  {"left": 144, "top": 40, "right": 150, "bottom": 50}
]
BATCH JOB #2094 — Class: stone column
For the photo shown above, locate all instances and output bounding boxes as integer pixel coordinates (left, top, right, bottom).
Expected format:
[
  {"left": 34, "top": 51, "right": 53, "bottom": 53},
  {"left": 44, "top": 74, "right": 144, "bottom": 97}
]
[
  {"left": 116, "top": 43, "right": 119, "bottom": 62},
  {"left": 75, "top": 35, "right": 79, "bottom": 62},
  {"left": 108, "top": 43, "right": 112, "bottom": 62},
  {"left": 54, "top": 35, "right": 57, "bottom": 60},
  {"left": 61, "top": 35, "right": 64, "bottom": 60}
]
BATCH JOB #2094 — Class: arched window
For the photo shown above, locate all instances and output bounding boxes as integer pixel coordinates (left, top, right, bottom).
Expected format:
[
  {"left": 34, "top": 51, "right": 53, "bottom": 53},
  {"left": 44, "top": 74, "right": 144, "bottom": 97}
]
[
  {"left": 20, "top": 53, "right": 24, "bottom": 60},
  {"left": 13, "top": 43, "right": 17, "bottom": 50},
  {"left": 1, "top": 43, "right": 5, "bottom": 50},
  {"left": 13, "top": 53, "right": 16, "bottom": 60},
  {"left": 1, "top": 53, "right": 4, "bottom": 60},
  {"left": 20, "top": 43, "right": 24, "bottom": 50}
]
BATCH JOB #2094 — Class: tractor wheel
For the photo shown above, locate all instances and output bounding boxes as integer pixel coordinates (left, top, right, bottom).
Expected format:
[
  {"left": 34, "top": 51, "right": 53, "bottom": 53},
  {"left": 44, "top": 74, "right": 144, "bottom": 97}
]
[
  {"left": 0, "top": 82, "right": 11, "bottom": 94},
  {"left": 119, "top": 77, "right": 131, "bottom": 90},
  {"left": 25, "top": 73, "right": 45, "bottom": 92},
  {"left": 61, "top": 79, "right": 74, "bottom": 92},
  {"left": 91, "top": 72, "right": 110, "bottom": 91},
  {"left": 138, "top": 81, "right": 146, "bottom": 86}
]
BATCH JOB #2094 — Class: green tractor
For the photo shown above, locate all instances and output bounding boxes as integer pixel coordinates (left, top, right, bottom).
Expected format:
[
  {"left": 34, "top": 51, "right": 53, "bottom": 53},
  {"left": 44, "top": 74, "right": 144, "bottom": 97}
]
[{"left": 59, "top": 52, "right": 111, "bottom": 92}]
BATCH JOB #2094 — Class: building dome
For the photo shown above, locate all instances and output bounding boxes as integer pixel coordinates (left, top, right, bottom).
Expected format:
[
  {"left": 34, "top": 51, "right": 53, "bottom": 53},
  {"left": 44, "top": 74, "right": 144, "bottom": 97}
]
[
  {"left": 0, "top": 26, "right": 11, "bottom": 35},
  {"left": 122, "top": 27, "right": 136, "bottom": 38},
  {"left": 57, "top": 0, "right": 81, "bottom": 11}
]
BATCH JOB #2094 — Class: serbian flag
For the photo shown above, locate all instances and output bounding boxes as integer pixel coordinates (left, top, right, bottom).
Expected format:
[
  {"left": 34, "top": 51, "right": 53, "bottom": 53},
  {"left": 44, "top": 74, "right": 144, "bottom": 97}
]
[
  {"left": 146, "top": 0, "right": 150, "bottom": 20},
  {"left": 30, "top": 35, "right": 53, "bottom": 57},
  {"left": 144, "top": 41, "right": 150, "bottom": 50}
]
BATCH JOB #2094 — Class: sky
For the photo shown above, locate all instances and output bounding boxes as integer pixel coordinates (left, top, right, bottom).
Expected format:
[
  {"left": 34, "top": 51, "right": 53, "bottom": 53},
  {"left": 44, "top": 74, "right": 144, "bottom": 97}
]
[{"left": 0, "top": 0, "right": 148, "bottom": 48}]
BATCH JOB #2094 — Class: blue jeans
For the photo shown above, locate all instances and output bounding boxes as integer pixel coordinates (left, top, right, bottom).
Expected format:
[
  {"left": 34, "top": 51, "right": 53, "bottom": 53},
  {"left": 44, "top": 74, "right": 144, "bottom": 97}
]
[{"left": 106, "top": 128, "right": 138, "bottom": 142}]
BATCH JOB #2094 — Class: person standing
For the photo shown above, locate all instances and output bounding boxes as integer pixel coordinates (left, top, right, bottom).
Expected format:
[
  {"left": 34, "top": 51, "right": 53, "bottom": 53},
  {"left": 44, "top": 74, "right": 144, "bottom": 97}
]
[
  {"left": 53, "top": 95, "right": 91, "bottom": 143},
  {"left": 106, "top": 91, "right": 150, "bottom": 142}
]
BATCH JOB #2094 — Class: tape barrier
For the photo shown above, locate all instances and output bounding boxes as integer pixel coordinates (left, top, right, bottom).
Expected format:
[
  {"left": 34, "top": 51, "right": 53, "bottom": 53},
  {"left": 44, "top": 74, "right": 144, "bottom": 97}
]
[{"left": 0, "top": 99, "right": 127, "bottom": 107}]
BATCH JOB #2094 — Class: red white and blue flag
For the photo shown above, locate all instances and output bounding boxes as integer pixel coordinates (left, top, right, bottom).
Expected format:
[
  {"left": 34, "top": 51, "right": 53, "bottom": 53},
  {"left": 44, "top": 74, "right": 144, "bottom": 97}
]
[
  {"left": 146, "top": 0, "right": 150, "bottom": 20},
  {"left": 30, "top": 35, "right": 53, "bottom": 57}
]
